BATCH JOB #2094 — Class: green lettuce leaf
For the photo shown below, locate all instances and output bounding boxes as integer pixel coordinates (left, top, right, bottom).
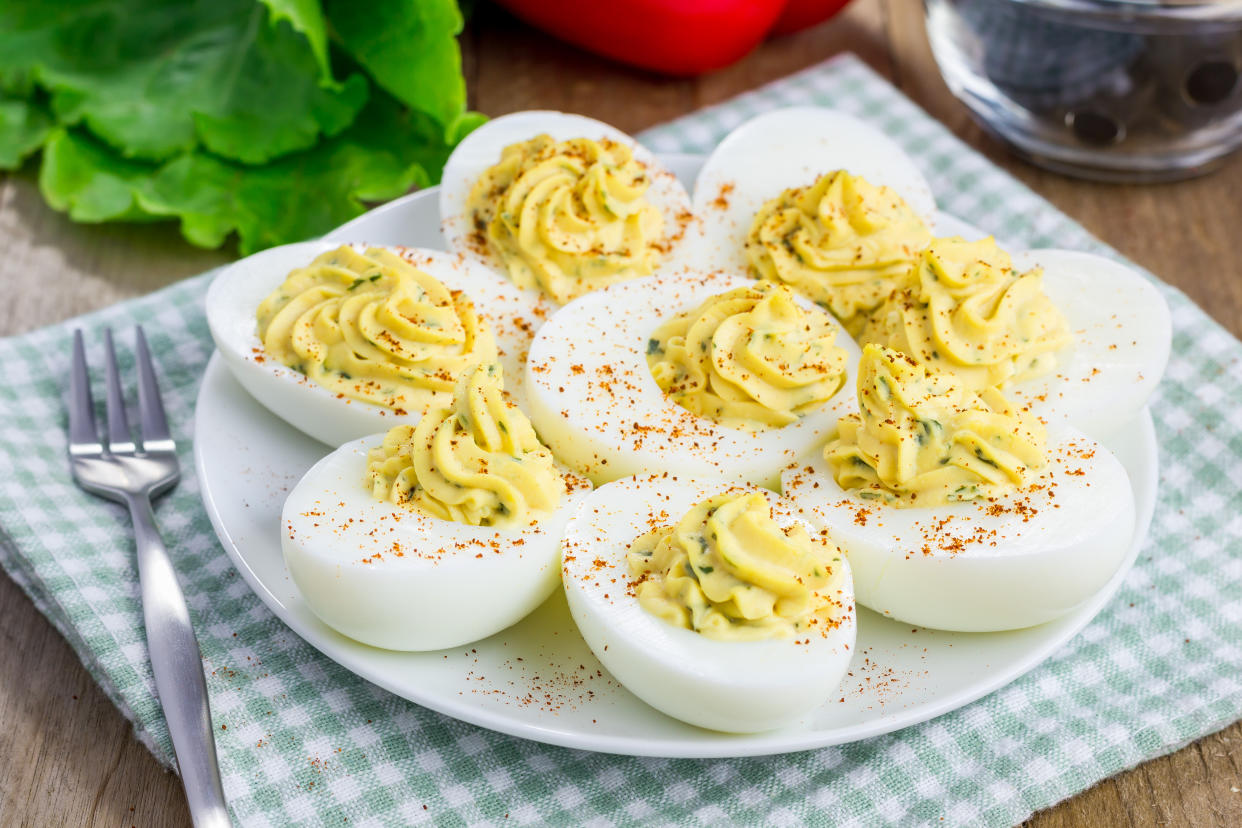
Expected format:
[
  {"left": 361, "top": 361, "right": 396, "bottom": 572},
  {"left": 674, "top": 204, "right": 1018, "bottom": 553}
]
[
  {"left": 0, "top": 0, "right": 368, "bottom": 164},
  {"left": 38, "top": 128, "right": 160, "bottom": 222},
  {"left": 145, "top": 95, "right": 436, "bottom": 254},
  {"left": 6, "top": 0, "right": 480, "bottom": 257},
  {"left": 324, "top": 0, "right": 467, "bottom": 129},
  {"left": 257, "top": 0, "right": 333, "bottom": 84},
  {"left": 0, "top": 96, "right": 53, "bottom": 170},
  {"left": 38, "top": 91, "right": 457, "bottom": 255}
]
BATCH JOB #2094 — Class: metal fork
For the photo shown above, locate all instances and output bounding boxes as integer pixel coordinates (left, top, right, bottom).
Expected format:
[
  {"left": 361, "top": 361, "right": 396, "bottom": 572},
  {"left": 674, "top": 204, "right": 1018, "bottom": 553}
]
[{"left": 69, "top": 327, "right": 230, "bottom": 828}]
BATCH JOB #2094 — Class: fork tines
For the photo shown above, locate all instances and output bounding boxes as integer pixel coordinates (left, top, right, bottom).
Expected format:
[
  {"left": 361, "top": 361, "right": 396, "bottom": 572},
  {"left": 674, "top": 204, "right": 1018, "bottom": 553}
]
[{"left": 70, "top": 326, "right": 173, "bottom": 457}]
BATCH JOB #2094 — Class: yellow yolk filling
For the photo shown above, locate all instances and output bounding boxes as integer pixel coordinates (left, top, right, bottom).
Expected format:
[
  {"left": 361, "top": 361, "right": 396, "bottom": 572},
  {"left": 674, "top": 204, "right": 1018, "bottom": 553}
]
[
  {"left": 627, "top": 491, "right": 845, "bottom": 641},
  {"left": 825, "top": 345, "right": 1046, "bottom": 507},
  {"left": 746, "top": 170, "right": 931, "bottom": 334},
  {"left": 256, "top": 246, "right": 498, "bottom": 414},
  {"left": 860, "top": 237, "right": 1072, "bottom": 390},
  {"left": 646, "top": 282, "right": 849, "bottom": 430},
  {"left": 366, "top": 364, "right": 565, "bottom": 527},
  {"left": 466, "top": 134, "right": 667, "bottom": 304}
]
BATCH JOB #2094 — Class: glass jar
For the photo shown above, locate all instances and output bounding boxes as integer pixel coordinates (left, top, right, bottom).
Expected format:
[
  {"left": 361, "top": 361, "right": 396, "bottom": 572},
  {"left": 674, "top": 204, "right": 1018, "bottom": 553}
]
[{"left": 925, "top": 0, "right": 1242, "bottom": 180}]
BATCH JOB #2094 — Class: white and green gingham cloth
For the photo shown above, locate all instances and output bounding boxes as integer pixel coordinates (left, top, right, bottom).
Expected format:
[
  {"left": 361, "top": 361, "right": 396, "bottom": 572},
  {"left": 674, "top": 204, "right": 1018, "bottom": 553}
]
[{"left": 2, "top": 54, "right": 1240, "bottom": 827}]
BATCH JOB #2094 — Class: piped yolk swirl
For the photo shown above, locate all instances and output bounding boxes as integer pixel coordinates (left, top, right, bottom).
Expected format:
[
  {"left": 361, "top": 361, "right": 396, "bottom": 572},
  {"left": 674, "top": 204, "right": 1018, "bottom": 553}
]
[
  {"left": 746, "top": 170, "right": 931, "bottom": 334},
  {"left": 860, "top": 237, "right": 1071, "bottom": 390},
  {"left": 366, "top": 364, "right": 565, "bottom": 527},
  {"left": 466, "top": 134, "right": 667, "bottom": 304},
  {"left": 646, "top": 282, "right": 849, "bottom": 430},
  {"left": 825, "top": 345, "right": 1047, "bottom": 507},
  {"left": 627, "top": 491, "right": 846, "bottom": 641},
  {"left": 256, "top": 246, "right": 498, "bottom": 414}
]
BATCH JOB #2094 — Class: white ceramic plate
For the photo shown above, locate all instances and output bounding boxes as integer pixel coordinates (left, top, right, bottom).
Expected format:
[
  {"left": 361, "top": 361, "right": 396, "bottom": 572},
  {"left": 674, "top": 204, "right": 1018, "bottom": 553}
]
[{"left": 194, "top": 155, "right": 1158, "bottom": 758}]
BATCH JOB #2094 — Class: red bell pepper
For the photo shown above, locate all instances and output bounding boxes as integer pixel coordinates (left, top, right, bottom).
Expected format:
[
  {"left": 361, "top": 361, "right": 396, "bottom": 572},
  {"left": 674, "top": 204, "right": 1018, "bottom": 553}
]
[
  {"left": 769, "top": 0, "right": 853, "bottom": 36},
  {"left": 492, "top": 0, "right": 789, "bottom": 76}
]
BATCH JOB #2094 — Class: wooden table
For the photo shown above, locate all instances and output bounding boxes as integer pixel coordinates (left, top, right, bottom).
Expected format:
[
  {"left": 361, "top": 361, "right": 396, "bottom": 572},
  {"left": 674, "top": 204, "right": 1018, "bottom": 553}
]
[{"left": 2, "top": 2, "right": 1240, "bottom": 825}]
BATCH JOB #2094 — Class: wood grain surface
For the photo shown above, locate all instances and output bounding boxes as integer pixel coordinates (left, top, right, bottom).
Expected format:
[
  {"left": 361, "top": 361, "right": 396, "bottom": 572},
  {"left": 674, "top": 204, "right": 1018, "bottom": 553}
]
[{"left": 2, "top": 1, "right": 1240, "bottom": 825}]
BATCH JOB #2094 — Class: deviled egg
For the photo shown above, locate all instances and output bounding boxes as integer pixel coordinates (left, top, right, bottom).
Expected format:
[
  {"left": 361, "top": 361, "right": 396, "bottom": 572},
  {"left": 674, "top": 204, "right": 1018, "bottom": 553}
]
[
  {"left": 206, "top": 240, "right": 551, "bottom": 446},
  {"left": 782, "top": 345, "right": 1136, "bottom": 632},
  {"left": 282, "top": 364, "right": 591, "bottom": 651},
  {"left": 439, "top": 110, "right": 697, "bottom": 304},
  {"left": 860, "top": 237, "right": 1171, "bottom": 440},
  {"left": 691, "top": 107, "right": 939, "bottom": 328},
  {"left": 561, "top": 475, "right": 855, "bottom": 732},
  {"left": 524, "top": 270, "right": 862, "bottom": 486}
]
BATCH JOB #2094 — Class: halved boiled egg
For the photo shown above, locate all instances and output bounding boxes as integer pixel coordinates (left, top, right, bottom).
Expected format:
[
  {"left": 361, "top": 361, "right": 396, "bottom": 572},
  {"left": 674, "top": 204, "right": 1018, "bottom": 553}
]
[
  {"left": 206, "top": 240, "right": 551, "bottom": 446},
  {"left": 691, "top": 107, "right": 941, "bottom": 285},
  {"left": 561, "top": 475, "right": 856, "bottom": 732},
  {"left": 782, "top": 433, "right": 1134, "bottom": 631},
  {"left": 523, "top": 270, "right": 862, "bottom": 486},
  {"left": 860, "top": 239, "right": 1171, "bottom": 441},
  {"left": 282, "top": 366, "right": 592, "bottom": 651},
  {"left": 781, "top": 345, "right": 1136, "bottom": 632},
  {"left": 439, "top": 110, "right": 697, "bottom": 304}
]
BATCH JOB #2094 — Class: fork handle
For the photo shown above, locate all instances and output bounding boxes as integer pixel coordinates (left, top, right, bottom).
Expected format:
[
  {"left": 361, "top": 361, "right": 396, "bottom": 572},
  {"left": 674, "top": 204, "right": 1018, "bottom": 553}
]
[{"left": 128, "top": 496, "right": 232, "bottom": 828}]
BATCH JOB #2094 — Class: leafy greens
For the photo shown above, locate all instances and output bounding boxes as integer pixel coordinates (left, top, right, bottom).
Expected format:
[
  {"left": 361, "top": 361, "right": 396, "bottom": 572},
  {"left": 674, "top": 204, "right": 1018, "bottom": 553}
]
[{"left": 0, "top": 0, "right": 481, "bottom": 254}]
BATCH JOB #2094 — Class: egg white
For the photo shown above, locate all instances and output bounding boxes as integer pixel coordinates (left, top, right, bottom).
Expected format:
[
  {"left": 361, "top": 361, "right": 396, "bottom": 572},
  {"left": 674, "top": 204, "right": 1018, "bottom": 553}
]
[
  {"left": 439, "top": 110, "right": 698, "bottom": 286},
  {"left": 282, "top": 434, "right": 592, "bottom": 651},
  {"left": 561, "top": 474, "right": 856, "bottom": 733},
  {"left": 205, "top": 240, "right": 553, "bottom": 447},
  {"left": 781, "top": 428, "right": 1136, "bottom": 632},
  {"left": 523, "top": 270, "right": 863, "bottom": 487},
  {"left": 1006, "top": 249, "right": 1171, "bottom": 440},
  {"left": 690, "top": 107, "right": 939, "bottom": 277}
]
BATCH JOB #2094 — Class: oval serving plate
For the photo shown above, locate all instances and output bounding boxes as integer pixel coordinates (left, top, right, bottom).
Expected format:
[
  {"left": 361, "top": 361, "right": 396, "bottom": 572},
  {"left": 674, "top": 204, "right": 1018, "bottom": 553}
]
[{"left": 194, "top": 155, "right": 1158, "bottom": 758}]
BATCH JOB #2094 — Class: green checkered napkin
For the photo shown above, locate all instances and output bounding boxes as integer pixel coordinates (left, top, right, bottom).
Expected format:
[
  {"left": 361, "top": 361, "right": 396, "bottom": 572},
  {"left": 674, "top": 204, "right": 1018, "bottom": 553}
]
[{"left": 2, "top": 54, "right": 1239, "bottom": 827}]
